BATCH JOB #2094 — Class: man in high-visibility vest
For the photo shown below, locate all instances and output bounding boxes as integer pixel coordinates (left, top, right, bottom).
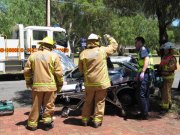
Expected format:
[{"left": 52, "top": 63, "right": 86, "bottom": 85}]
[
  {"left": 78, "top": 33, "right": 118, "bottom": 128},
  {"left": 135, "top": 37, "right": 154, "bottom": 120},
  {"left": 24, "top": 36, "right": 63, "bottom": 131},
  {"left": 159, "top": 42, "right": 177, "bottom": 114}
]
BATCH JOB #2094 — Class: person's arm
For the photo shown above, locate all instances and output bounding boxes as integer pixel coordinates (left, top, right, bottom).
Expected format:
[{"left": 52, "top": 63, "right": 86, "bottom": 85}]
[
  {"left": 78, "top": 52, "right": 84, "bottom": 74},
  {"left": 54, "top": 56, "right": 63, "bottom": 91},
  {"left": 167, "top": 57, "right": 177, "bottom": 71},
  {"left": 24, "top": 56, "right": 33, "bottom": 88},
  {"left": 142, "top": 56, "right": 150, "bottom": 72},
  {"left": 104, "top": 34, "right": 118, "bottom": 57},
  {"left": 139, "top": 47, "right": 149, "bottom": 80}
]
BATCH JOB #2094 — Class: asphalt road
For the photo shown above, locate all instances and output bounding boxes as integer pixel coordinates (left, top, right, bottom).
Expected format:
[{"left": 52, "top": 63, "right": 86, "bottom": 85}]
[{"left": 0, "top": 71, "right": 179, "bottom": 108}]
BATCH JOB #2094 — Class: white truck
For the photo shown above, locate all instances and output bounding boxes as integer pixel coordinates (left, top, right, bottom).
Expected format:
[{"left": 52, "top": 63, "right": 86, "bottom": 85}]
[{"left": 0, "top": 24, "right": 71, "bottom": 74}]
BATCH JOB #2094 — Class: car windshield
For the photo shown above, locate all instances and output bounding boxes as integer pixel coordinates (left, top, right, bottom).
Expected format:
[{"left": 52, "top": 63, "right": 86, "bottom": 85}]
[{"left": 53, "top": 50, "right": 76, "bottom": 74}]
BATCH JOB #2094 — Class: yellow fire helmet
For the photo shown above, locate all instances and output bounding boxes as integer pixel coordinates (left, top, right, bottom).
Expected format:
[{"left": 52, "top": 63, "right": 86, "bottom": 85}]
[{"left": 38, "top": 36, "right": 55, "bottom": 46}]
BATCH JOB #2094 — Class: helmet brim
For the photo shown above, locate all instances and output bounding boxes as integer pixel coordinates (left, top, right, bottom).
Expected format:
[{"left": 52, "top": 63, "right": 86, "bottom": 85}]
[{"left": 37, "top": 41, "right": 54, "bottom": 46}]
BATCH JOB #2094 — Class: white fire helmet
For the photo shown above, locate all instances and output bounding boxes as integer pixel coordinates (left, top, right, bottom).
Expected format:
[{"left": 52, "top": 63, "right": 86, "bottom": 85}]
[{"left": 88, "top": 33, "right": 99, "bottom": 40}]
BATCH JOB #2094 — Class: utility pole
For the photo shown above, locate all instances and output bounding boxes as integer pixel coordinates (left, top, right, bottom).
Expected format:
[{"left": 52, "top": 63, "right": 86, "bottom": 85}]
[{"left": 46, "top": 0, "right": 51, "bottom": 26}]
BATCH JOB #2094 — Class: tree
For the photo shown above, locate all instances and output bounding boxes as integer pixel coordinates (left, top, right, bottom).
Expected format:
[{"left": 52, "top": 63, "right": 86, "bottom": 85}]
[
  {"left": 0, "top": 0, "right": 46, "bottom": 37},
  {"left": 143, "top": 0, "right": 180, "bottom": 46},
  {"left": 105, "top": 0, "right": 180, "bottom": 46},
  {"left": 110, "top": 14, "right": 159, "bottom": 50}
]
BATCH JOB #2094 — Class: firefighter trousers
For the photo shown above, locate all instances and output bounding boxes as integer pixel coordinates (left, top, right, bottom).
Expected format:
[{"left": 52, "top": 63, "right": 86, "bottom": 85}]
[
  {"left": 82, "top": 88, "right": 107, "bottom": 123},
  {"left": 161, "top": 79, "right": 174, "bottom": 109},
  {"left": 28, "top": 91, "right": 56, "bottom": 127}
]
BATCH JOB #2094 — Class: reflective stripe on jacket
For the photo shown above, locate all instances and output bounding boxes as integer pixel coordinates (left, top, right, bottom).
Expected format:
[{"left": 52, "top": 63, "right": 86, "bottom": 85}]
[
  {"left": 137, "top": 49, "right": 154, "bottom": 73},
  {"left": 78, "top": 37, "right": 118, "bottom": 89},
  {"left": 160, "top": 55, "right": 177, "bottom": 79},
  {"left": 24, "top": 48, "right": 63, "bottom": 92}
]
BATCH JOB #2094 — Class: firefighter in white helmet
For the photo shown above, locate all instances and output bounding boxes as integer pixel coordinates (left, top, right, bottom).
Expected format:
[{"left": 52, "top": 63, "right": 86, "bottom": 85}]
[
  {"left": 24, "top": 36, "right": 63, "bottom": 131},
  {"left": 159, "top": 42, "right": 177, "bottom": 114},
  {"left": 78, "top": 33, "right": 118, "bottom": 128}
]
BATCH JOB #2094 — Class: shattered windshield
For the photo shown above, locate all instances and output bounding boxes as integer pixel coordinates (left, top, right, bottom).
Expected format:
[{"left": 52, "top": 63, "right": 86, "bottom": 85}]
[{"left": 53, "top": 50, "right": 76, "bottom": 74}]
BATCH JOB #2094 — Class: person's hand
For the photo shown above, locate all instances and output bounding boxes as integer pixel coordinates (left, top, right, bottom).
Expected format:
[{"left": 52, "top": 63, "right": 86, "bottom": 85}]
[
  {"left": 104, "top": 34, "right": 111, "bottom": 38},
  {"left": 140, "top": 72, "right": 145, "bottom": 81}
]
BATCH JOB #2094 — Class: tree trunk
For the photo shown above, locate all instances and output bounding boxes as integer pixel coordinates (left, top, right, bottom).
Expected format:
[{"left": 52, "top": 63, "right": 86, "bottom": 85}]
[
  {"left": 158, "top": 21, "right": 168, "bottom": 46},
  {"left": 156, "top": 8, "right": 169, "bottom": 57}
]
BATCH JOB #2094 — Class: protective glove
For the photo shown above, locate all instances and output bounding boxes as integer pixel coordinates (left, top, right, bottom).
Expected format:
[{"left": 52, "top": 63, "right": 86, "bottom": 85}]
[
  {"left": 104, "top": 34, "right": 111, "bottom": 39},
  {"left": 140, "top": 72, "right": 145, "bottom": 81}
]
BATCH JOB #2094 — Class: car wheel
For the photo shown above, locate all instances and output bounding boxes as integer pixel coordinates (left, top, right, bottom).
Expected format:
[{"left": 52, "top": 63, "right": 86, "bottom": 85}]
[{"left": 117, "top": 90, "right": 135, "bottom": 107}]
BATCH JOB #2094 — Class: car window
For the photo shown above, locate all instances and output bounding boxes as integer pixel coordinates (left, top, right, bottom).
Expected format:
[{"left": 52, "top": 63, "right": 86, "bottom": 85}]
[
  {"left": 67, "top": 68, "right": 83, "bottom": 79},
  {"left": 33, "top": 30, "right": 47, "bottom": 40}
]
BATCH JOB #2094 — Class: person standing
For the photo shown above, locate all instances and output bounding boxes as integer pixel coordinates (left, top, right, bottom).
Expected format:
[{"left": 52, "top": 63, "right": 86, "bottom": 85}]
[
  {"left": 78, "top": 33, "right": 118, "bottom": 128},
  {"left": 159, "top": 42, "right": 177, "bottom": 114},
  {"left": 135, "top": 37, "right": 154, "bottom": 120},
  {"left": 24, "top": 36, "right": 63, "bottom": 131}
]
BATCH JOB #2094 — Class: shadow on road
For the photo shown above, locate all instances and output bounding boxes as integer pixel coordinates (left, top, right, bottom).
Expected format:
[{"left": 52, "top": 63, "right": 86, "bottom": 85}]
[
  {"left": 0, "top": 74, "right": 24, "bottom": 81},
  {"left": 63, "top": 117, "right": 82, "bottom": 126},
  {"left": 12, "top": 90, "right": 32, "bottom": 106},
  {"left": 16, "top": 119, "right": 27, "bottom": 126}
]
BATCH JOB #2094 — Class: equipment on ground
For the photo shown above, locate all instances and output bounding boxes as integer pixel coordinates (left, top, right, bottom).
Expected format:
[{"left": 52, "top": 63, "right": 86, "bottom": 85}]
[{"left": 0, "top": 100, "right": 14, "bottom": 115}]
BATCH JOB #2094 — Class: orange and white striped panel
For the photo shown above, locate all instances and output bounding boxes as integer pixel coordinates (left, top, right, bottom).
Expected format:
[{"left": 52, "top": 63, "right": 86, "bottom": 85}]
[{"left": 0, "top": 48, "right": 24, "bottom": 52}]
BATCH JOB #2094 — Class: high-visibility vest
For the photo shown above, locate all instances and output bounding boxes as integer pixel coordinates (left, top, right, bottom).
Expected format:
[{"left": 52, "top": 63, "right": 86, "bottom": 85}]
[
  {"left": 160, "top": 55, "right": 177, "bottom": 79},
  {"left": 137, "top": 47, "right": 154, "bottom": 73}
]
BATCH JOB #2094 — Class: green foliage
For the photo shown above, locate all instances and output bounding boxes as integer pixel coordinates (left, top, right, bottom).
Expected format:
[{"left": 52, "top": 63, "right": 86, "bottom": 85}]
[
  {"left": 0, "top": 0, "right": 178, "bottom": 50},
  {"left": 0, "top": 0, "right": 45, "bottom": 37},
  {"left": 110, "top": 14, "right": 159, "bottom": 49}
]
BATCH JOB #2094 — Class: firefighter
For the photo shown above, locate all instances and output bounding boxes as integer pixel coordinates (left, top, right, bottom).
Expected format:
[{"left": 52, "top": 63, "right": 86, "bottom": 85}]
[
  {"left": 78, "top": 33, "right": 118, "bottom": 128},
  {"left": 24, "top": 36, "right": 63, "bottom": 131},
  {"left": 159, "top": 42, "right": 177, "bottom": 114},
  {"left": 135, "top": 37, "right": 154, "bottom": 120}
]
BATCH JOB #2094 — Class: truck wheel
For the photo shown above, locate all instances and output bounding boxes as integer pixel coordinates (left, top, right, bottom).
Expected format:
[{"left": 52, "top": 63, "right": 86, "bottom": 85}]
[{"left": 61, "top": 107, "right": 70, "bottom": 118}]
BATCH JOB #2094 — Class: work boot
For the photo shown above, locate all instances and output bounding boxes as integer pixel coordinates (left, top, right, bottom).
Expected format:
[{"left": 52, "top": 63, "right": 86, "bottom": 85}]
[
  {"left": 169, "top": 104, "right": 172, "bottom": 110},
  {"left": 26, "top": 125, "right": 37, "bottom": 131},
  {"left": 82, "top": 121, "right": 88, "bottom": 127},
  {"left": 160, "top": 109, "right": 168, "bottom": 115},
  {"left": 136, "top": 113, "right": 149, "bottom": 120},
  {"left": 93, "top": 122, "right": 102, "bottom": 128}
]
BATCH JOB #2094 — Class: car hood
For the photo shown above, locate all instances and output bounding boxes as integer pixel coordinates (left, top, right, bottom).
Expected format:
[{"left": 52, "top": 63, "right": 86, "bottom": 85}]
[{"left": 53, "top": 50, "right": 76, "bottom": 74}]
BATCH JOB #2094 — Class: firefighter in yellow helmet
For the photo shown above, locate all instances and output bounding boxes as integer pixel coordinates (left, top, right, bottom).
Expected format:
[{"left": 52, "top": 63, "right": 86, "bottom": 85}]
[
  {"left": 24, "top": 36, "right": 63, "bottom": 131},
  {"left": 159, "top": 42, "right": 177, "bottom": 114},
  {"left": 78, "top": 33, "right": 118, "bottom": 128}
]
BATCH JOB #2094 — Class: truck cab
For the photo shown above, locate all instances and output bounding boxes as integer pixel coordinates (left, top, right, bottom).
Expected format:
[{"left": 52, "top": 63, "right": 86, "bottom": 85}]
[{"left": 0, "top": 24, "right": 71, "bottom": 74}]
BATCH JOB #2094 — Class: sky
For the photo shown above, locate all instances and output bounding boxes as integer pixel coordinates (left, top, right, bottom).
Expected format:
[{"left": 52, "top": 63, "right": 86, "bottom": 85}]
[{"left": 172, "top": 19, "right": 180, "bottom": 26}]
